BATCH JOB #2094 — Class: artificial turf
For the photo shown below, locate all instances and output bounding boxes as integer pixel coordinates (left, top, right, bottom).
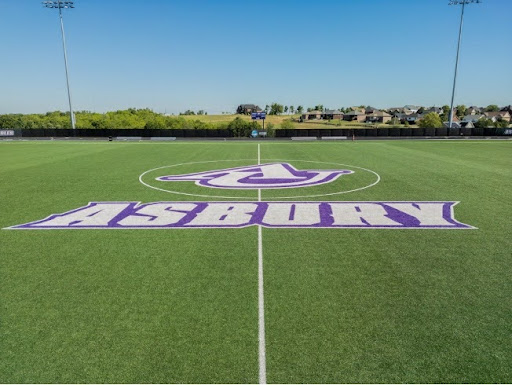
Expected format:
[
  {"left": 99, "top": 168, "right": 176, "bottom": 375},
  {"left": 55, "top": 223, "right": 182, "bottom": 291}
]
[{"left": 0, "top": 140, "right": 511, "bottom": 383}]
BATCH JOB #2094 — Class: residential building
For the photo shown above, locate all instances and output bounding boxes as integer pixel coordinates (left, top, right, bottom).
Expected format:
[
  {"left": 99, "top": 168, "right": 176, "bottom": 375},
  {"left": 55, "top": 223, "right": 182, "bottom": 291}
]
[
  {"left": 404, "top": 113, "right": 423, "bottom": 124},
  {"left": 366, "top": 110, "right": 392, "bottom": 123},
  {"left": 343, "top": 111, "right": 366, "bottom": 122},
  {"left": 462, "top": 114, "right": 485, "bottom": 124},
  {"left": 466, "top": 106, "right": 482, "bottom": 115},
  {"left": 500, "top": 105, "right": 512, "bottom": 114},
  {"left": 424, "top": 107, "right": 443, "bottom": 115},
  {"left": 404, "top": 105, "right": 421, "bottom": 113},
  {"left": 484, "top": 111, "right": 511, "bottom": 122},
  {"left": 301, "top": 110, "right": 323, "bottom": 120},
  {"left": 323, "top": 110, "right": 344, "bottom": 120},
  {"left": 236, "top": 104, "right": 261, "bottom": 114},
  {"left": 365, "top": 106, "right": 379, "bottom": 114}
]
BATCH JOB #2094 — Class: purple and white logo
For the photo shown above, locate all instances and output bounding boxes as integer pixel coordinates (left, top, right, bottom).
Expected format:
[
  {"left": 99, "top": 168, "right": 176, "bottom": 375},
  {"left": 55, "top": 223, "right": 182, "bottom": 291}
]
[
  {"left": 156, "top": 163, "right": 353, "bottom": 189},
  {"left": 6, "top": 201, "right": 475, "bottom": 230}
]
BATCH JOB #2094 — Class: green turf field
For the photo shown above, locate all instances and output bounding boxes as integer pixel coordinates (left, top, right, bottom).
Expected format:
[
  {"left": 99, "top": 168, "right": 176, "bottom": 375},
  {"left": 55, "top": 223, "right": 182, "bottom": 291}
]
[{"left": 1, "top": 140, "right": 511, "bottom": 383}]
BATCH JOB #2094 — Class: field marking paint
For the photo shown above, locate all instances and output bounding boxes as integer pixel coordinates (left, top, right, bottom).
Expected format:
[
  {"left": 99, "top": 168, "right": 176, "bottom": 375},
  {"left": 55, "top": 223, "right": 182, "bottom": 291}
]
[
  {"left": 257, "top": 144, "right": 267, "bottom": 384},
  {"left": 5, "top": 201, "right": 476, "bottom": 230},
  {"left": 139, "top": 160, "right": 380, "bottom": 199},
  {"left": 139, "top": 160, "right": 258, "bottom": 199}
]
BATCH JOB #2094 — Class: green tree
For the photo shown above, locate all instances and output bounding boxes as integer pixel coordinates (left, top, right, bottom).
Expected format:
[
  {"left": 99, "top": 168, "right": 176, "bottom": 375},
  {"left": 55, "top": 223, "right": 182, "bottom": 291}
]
[
  {"left": 269, "top": 103, "right": 284, "bottom": 115},
  {"left": 284, "top": 106, "right": 289, "bottom": 114},
  {"left": 289, "top": 105, "right": 294, "bottom": 114},
  {"left": 485, "top": 104, "right": 499, "bottom": 112},
  {"left": 456, "top": 105, "right": 467, "bottom": 119},
  {"left": 440, "top": 105, "right": 451, "bottom": 121},
  {"left": 495, "top": 118, "right": 509, "bottom": 129},
  {"left": 314, "top": 104, "right": 324, "bottom": 112},
  {"left": 474, "top": 118, "right": 493, "bottom": 128},
  {"left": 227, "top": 117, "right": 255, "bottom": 137},
  {"left": 418, "top": 112, "right": 443, "bottom": 128},
  {"left": 296, "top": 106, "right": 304, "bottom": 114},
  {"left": 265, "top": 122, "right": 275, "bottom": 137}
]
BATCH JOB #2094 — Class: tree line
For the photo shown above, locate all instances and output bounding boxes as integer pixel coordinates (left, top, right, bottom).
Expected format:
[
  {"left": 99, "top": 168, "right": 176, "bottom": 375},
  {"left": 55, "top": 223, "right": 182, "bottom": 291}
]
[
  {"left": 0, "top": 109, "right": 233, "bottom": 130},
  {"left": 0, "top": 109, "right": 275, "bottom": 137}
]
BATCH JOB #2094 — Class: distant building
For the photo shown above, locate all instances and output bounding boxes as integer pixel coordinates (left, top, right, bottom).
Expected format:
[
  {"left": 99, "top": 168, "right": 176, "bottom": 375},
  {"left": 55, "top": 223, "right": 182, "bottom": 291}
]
[
  {"left": 349, "top": 107, "right": 366, "bottom": 114},
  {"left": 424, "top": 107, "right": 443, "bottom": 115},
  {"left": 404, "top": 113, "right": 423, "bottom": 124},
  {"left": 366, "top": 110, "right": 392, "bottom": 123},
  {"left": 444, "top": 115, "right": 461, "bottom": 128},
  {"left": 484, "top": 111, "right": 511, "bottom": 122},
  {"left": 301, "top": 110, "right": 323, "bottom": 120},
  {"left": 466, "top": 106, "right": 482, "bottom": 115},
  {"left": 404, "top": 105, "right": 422, "bottom": 114},
  {"left": 462, "top": 114, "right": 485, "bottom": 124},
  {"left": 236, "top": 104, "right": 261, "bottom": 114},
  {"left": 323, "top": 110, "right": 344, "bottom": 120},
  {"left": 365, "top": 106, "right": 379, "bottom": 114},
  {"left": 343, "top": 111, "right": 366, "bottom": 122},
  {"left": 500, "top": 105, "right": 512, "bottom": 114}
]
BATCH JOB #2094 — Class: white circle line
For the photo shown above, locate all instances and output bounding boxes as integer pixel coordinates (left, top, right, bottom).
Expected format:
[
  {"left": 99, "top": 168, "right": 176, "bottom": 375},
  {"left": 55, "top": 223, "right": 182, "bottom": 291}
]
[{"left": 138, "top": 159, "right": 381, "bottom": 200}]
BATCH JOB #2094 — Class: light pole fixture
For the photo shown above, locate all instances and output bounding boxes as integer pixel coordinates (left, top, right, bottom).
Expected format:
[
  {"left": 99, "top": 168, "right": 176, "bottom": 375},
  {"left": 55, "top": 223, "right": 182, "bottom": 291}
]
[
  {"left": 42, "top": 1, "right": 76, "bottom": 129},
  {"left": 447, "top": 0, "right": 481, "bottom": 129}
]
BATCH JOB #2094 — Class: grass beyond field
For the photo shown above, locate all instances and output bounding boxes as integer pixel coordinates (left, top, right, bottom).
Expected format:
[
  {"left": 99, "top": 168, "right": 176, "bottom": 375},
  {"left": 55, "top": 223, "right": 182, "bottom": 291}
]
[
  {"left": 180, "top": 113, "right": 391, "bottom": 129},
  {"left": 0, "top": 140, "right": 511, "bottom": 383}
]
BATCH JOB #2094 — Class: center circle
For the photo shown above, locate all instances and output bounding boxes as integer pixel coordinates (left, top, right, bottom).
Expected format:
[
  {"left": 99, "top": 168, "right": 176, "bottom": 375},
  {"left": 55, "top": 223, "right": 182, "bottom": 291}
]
[{"left": 139, "top": 159, "right": 381, "bottom": 200}]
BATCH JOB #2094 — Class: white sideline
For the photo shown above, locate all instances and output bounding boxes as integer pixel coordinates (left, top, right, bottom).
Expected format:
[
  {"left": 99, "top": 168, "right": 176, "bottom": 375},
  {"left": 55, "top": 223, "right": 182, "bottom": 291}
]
[{"left": 257, "top": 143, "right": 267, "bottom": 384}]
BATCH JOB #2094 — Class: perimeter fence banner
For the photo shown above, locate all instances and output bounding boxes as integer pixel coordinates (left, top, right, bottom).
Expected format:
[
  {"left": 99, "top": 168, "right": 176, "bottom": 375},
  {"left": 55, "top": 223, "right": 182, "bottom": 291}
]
[{"left": 9, "top": 127, "right": 510, "bottom": 138}]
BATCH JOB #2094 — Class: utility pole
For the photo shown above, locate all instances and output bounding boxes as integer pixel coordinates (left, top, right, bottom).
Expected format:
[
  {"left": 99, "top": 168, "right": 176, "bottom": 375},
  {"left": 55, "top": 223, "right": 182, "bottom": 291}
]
[
  {"left": 43, "top": 1, "right": 76, "bottom": 129},
  {"left": 448, "top": 0, "right": 481, "bottom": 129}
]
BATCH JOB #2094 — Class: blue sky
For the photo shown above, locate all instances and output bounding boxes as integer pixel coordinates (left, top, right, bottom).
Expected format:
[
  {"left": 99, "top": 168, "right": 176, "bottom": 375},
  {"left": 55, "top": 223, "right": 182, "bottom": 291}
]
[{"left": 1, "top": 0, "right": 510, "bottom": 114}]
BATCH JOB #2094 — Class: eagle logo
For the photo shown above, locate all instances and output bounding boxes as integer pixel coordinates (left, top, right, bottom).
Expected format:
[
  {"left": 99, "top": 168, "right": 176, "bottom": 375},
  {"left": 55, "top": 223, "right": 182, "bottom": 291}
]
[{"left": 156, "top": 163, "right": 353, "bottom": 189}]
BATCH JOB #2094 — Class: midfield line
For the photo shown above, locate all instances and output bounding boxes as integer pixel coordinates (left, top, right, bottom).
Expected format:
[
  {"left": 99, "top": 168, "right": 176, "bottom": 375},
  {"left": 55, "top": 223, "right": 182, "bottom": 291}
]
[{"left": 257, "top": 143, "right": 267, "bottom": 384}]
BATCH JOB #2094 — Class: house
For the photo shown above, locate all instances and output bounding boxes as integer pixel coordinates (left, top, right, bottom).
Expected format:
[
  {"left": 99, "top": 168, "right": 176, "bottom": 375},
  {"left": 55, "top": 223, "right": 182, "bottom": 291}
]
[
  {"left": 404, "top": 105, "right": 421, "bottom": 114},
  {"left": 366, "top": 110, "right": 392, "bottom": 123},
  {"left": 349, "top": 107, "right": 366, "bottom": 114},
  {"left": 393, "top": 112, "right": 409, "bottom": 121},
  {"left": 462, "top": 114, "right": 485, "bottom": 124},
  {"left": 424, "top": 107, "right": 443, "bottom": 115},
  {"left": 301, "top": 110, "right": 323, "bottom": 120},
  {"left": 501, "top": 105, "right": 512, "bottom": 114},
  {"left": 404, "top": 113, "right": 423, "bottom": 124},
  {"left": 236, "top": 104, "right": 261, "bottom": 114},
  {"left": 444, "top": 121, "right": 461, "bottom": 129},
  {"left": 466, "top": 106, "right": 482, "bottom": 115},
  {"left": 444, "top": 115, "right": 461, "bottom": 128},
  {"left": 365, "top": 106, "right": 379, "bottom": 114},
  {"left": 323, "top": 110, "right": 344, "bottom": 120},
  {"left": 343, "top": 110, "right": 366, "bottom": 122},
  {"left": 484, "top": 111, "right": 511, "bottom": 122}
]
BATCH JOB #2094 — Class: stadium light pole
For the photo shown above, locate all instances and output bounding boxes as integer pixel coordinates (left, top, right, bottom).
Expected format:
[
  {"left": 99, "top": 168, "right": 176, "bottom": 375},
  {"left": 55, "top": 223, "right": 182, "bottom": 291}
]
[
  {"left": 447, "top": 0, "right": 481, "bottom": 129},
  {"left": 42, "top": 0, "right": 76, "bottom": 130}
]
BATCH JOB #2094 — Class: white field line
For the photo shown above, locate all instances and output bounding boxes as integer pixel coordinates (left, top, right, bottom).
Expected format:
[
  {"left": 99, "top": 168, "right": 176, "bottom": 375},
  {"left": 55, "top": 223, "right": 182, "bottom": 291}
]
[{"left": 257, "top": 143, "right": 267, "bottom": 384}]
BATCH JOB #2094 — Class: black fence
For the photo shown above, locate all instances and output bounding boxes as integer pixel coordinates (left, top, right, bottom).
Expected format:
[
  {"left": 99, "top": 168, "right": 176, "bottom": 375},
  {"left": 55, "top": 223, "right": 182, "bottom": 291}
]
[
  {"left": 6, "top": 126, "right": 510, "bottom": 138},
  {"left": 273, "top": 126, "right": 503, "bottom": 138}
]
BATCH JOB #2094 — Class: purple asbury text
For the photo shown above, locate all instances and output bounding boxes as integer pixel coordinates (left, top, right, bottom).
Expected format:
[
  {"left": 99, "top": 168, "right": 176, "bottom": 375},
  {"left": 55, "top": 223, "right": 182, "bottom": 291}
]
[{"left": 6, "top": 201, "right": 475, "bottom": 230}]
